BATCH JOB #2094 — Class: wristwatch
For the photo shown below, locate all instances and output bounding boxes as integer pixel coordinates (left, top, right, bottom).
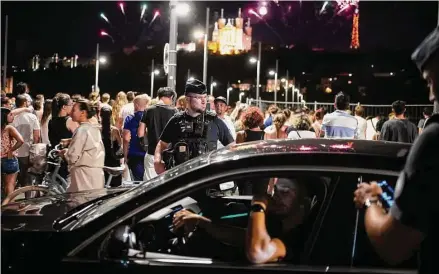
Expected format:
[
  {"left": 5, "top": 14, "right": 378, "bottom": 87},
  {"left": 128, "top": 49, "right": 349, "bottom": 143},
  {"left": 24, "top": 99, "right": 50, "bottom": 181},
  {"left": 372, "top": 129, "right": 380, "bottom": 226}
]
[
  {"left": 250, "top": 204, "right": 266, "bottom": 213},
  {"left": 364, "top": 198, "right": 379, "bottom": 208}
]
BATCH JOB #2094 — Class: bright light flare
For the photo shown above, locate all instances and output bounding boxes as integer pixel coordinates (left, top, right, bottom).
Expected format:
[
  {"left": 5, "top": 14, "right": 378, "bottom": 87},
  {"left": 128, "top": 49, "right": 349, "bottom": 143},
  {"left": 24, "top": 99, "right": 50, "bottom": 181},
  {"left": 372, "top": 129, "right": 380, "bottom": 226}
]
[
  {"left": 211, "top": 82, "right": 217, "bottom": 87},
  {"left": 188, "top": 77, "right": 195, "bottom": 81},
  {"left": 193, "top": 30, "right": 204, "bottom": 40},
  {"left": 269, "top": 70, "right": 275, "bottom": 76},
  {"left": 119, "top": 2, "right": 125, "bottom": 15},
  {"left": 99, "top": 56, "right": 107, "bottom": 64},
  {"left": 100, "top": 13, "right": 110, "bottom": 23},
  {"left": 149, "top": 11, "right": 160, "bottom": 27},
  {"left": 140, "top": 4, "right": 147, "bottom": 21},
  {"left": 176, "top": 3, "right": 190, "bottom": 16},
  {"left": 100, "top": 30, "right": 109, "bottom": 36},
  {"left": 154, "top": 69, "right": 160, "bottom": 75},
  {"left": 249, "top": 57, "right": 257, "bottom": 63},
  {"left": 258, "top": 6, "right": 268, "bottom": 16}
]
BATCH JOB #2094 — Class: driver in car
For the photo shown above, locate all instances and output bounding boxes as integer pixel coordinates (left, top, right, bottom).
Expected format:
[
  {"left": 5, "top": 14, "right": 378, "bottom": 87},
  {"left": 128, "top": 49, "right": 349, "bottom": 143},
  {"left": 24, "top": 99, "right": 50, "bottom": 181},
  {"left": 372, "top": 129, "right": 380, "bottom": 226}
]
[{"left": 173, "top": 177, "right": 311, "bottom": 263}]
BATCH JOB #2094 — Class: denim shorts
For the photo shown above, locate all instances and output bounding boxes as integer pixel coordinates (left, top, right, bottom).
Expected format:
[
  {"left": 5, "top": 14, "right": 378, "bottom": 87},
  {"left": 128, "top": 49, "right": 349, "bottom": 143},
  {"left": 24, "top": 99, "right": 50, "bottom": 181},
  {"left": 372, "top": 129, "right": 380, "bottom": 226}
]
[{"left": 1, "top": 157, "right": 20, "bottom": 174}]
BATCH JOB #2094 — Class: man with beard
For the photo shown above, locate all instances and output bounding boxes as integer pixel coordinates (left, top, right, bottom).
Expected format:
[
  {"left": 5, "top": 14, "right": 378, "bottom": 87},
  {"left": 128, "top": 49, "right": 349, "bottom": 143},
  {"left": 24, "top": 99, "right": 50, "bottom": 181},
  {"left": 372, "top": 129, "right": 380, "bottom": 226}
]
[
  {"left": 154, "top": 79, "right": 234, "bottom": 174},
  {"left": 353, "top": 27, "right": 439, "bottom": 273},
  {"left": 172, "top": 177, "right": 310, "bottom": 262}
]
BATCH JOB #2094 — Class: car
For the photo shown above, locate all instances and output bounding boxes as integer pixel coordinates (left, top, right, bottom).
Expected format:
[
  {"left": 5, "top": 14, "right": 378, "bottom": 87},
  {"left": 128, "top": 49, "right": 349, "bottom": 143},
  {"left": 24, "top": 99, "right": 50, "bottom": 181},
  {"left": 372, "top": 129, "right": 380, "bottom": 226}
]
[{"left": 2, "top": 139, "right": 417, "bottom": 274}]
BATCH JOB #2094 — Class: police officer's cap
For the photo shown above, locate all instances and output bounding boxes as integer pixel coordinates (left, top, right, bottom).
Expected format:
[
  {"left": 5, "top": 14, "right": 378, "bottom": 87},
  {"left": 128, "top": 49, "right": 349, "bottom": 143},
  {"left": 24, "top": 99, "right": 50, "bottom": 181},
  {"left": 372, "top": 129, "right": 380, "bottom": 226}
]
[
  {"left": 214, "top": 96, "right": 227, "bottom": 105},
  {"left": 412, "top": 26, "right": 439, "bottom": 71},
  {"left": 185, "top": 79, "right": 207, "bottom": 95}
]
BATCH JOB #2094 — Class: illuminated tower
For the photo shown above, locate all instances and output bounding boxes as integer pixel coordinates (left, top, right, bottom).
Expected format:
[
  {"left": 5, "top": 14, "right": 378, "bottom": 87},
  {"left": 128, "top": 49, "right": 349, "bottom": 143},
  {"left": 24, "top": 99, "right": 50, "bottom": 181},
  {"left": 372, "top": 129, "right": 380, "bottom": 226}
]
[{"left": 350, "top": 8, "right": 359, "bottom": 49}]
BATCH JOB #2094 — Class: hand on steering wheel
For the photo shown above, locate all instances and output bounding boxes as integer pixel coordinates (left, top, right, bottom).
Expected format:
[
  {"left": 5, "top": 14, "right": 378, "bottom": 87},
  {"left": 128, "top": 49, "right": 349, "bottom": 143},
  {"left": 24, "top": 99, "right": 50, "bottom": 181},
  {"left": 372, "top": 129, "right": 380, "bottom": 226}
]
[{"left": 172, "top": 209, "right": 201, "bottom": 234}]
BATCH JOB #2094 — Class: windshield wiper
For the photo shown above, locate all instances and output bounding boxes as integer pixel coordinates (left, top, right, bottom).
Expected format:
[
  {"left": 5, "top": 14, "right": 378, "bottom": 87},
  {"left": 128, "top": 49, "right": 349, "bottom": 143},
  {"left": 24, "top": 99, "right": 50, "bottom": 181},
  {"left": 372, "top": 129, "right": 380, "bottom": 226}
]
[{"left": 53, "top": 200, "right": 105, "bottom": 230}]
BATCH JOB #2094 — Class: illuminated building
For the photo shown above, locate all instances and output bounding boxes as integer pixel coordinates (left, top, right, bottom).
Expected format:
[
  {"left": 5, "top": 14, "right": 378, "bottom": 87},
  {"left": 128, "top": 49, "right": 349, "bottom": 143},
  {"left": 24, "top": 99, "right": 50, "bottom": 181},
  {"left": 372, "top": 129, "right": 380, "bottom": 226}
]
[
  {"left": 208, "top": 8, "right": 252, "bottom": 55},
  {"left": 350, "top": 8, "right": 360, "bottom": 49}
]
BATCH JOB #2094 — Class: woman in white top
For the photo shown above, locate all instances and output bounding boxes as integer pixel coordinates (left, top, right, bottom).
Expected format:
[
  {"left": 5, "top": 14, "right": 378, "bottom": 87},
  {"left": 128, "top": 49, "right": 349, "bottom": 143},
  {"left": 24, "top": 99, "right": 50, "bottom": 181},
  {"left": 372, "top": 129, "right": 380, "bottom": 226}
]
[
  {"left": 354, "top": 105, "right": 367, "bottom": 140},
  {"left": 40, "top": 99, "right": 52, "bottom": 145},
  {"left": 288, "top": 115, "right": 316, "bottom": 139},
  {"left": 59, "top": 99, "right": 105, "bottom": 192}
]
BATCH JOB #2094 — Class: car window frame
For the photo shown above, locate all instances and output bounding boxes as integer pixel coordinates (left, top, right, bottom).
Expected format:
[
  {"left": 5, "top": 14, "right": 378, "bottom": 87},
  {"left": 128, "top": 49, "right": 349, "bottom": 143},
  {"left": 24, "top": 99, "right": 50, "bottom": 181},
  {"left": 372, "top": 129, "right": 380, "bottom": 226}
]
[{"left": 68, "top": 166, "right": 400, "bottom": 261}]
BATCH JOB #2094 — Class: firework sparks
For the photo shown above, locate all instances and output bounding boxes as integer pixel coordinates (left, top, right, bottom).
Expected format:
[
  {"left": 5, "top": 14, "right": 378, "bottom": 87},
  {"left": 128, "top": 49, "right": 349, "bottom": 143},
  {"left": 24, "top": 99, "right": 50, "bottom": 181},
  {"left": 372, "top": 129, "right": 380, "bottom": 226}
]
[{"left": 140, "top": 4, "right": 147, "bottom": 21}]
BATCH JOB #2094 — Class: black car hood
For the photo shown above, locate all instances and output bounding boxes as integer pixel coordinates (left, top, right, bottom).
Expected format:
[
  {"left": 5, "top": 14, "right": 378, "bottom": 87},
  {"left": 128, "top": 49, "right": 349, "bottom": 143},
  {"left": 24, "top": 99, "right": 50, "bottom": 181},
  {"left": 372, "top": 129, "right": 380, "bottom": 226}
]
[{"left": 1, "top": 188, "right": 128, "bottom": 232}]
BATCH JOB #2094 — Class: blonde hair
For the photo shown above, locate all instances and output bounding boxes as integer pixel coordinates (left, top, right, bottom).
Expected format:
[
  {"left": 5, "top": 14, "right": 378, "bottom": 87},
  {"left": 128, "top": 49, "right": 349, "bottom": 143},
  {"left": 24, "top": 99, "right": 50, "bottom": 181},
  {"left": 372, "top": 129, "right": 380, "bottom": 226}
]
[
  {"left": 273, "top": 113, "right": 287, "bottom": 139},
  {"left": 111, "top": 91, "right": 127, "bottom": 126},
  {"left": 101, "top": 93, "right": 110, "bottom": 103}
]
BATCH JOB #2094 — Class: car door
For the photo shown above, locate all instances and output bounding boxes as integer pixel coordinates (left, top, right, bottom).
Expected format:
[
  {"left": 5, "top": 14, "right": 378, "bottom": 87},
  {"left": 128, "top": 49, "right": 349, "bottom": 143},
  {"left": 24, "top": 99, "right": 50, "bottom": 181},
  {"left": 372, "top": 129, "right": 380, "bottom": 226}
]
[
  {"left": 60, "top": 166, "right": 412, "bottom": 274},
  {"left": 59, "top": 166, "right": 334, "bottom": 274},
  {"left": 306, "top": 172, "right": 417, "bottom": 274}
]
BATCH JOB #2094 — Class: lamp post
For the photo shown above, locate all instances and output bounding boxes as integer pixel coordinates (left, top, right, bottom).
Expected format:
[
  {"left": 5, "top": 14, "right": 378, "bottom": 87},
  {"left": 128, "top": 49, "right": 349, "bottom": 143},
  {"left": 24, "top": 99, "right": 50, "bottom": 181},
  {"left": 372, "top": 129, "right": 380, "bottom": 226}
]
[
  {"left": 269, "top": 60, "right": 279, "bottom": 105},
  {"left": 239, "top": 92, "right": 245, "bottom": 103},
  {"left": 95, "top": 43, "right": 100, "bottom": 91},
  {"left": 2, "top": 15, "right": 8, "bottom": 91},
  {"left": 203, "top": 7, "right": 210, "bottom": 84},
  {"left": 227, "top": 87, "right": 232, "bottom": 105},
  {"left": 167, "top": 2, "right": 190, "bottom": 90},
  {"left": 210, "top": 81, "right": 217, "bottom": 96}
]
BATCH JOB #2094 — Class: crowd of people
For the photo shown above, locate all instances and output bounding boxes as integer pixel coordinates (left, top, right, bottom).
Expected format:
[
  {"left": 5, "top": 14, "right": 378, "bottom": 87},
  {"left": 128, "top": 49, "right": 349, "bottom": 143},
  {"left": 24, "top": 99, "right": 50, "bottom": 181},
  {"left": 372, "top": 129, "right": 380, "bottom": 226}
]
[{"left": 0, "top": 80, "right": 430, "bottom": 198}]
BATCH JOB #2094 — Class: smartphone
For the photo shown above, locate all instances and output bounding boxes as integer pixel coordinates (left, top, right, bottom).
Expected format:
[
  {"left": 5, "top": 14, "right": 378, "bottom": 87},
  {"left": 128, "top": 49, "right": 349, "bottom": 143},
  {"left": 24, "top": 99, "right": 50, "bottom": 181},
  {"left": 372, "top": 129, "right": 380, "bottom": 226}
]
[{"left": 377, "top": 180, "right": 394, "bottom": 208}]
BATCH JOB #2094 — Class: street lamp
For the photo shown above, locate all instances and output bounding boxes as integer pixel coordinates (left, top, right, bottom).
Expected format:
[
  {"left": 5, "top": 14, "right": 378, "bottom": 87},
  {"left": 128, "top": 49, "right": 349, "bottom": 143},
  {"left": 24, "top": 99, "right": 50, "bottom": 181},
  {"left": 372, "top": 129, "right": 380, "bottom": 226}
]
[
  {"left": 226, "top": 87, "right": 232, "bottom": 105},
  {"left": 239, "top": 92, "right": 245, "bottom": 103},
  {"left": 188, "top": 77, "right": 195, "bottom": 81},
  {"left": 249, "top": 57, "right": 257, "bottom": 64},
  {"left": 154, "top": 69, "right": 160, "bottom": 75},
  {"left": 99, "top": 56, "right": 107, "bottom": 64},
  {"left": 167, "top": 1, "right": 190, "bottom": 90},
  {"left": 193, "top": 30, "right": 204, "bottom": 40},
  {"left": 269, "top": 59, "right": 279, "bottom": 105},
  {"left": 176, "top": 3, "right": 190, "bottom": 16},
  {"left": 151, "top": 68, "right": 160, "bottom": 99},
  {"left": 210, "top": 81, "right": 217, "bottom": 96}
]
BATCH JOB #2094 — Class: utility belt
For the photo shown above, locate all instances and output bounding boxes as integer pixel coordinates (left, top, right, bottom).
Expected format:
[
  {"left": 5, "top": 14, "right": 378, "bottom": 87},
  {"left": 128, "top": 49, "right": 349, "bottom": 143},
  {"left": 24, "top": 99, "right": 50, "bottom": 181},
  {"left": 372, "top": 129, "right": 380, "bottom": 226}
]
[{"left": 163, "top": 138, "right": 210, "bottom": 170}]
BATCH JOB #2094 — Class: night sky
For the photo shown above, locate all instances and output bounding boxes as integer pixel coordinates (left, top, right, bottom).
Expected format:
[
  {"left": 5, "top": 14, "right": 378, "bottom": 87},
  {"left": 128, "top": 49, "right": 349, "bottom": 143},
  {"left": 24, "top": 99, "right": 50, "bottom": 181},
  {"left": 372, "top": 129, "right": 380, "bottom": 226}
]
[{"left": 1, "top": 1, "right": 439, "bottom": 63}]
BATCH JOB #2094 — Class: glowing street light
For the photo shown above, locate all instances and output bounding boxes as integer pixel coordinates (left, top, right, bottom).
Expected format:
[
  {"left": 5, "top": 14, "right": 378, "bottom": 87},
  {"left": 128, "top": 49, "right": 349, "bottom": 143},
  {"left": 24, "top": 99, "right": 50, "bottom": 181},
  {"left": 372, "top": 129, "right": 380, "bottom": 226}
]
[
  {"left": 99, "top": 56, "right": 107, "bottom": 64},
  {"left": 259, "top": 6, "right": 268, "bottom": 16},
  {"left": 226, "top": 87, "right": 232, "bottom": 105},
  {"left": 210, "top": 81, "right": 217, "bottom": 96},
  {"left": 249, "top": 57, "right": 257, "bottom": 64},
  {"left": 188, "top": 77, "right": 195, "bottom": 81},
  {"left": 154, "top": 69, "right": 160, "bottom": 75},
  {"left": 176, "top": 3, "right": 190, "bottom": 16},
  {"left": 269, "top": 70, "right": 275, "bottom": 76},
  {"left": 193, "top": 30, "right": 204, "bottom": 40}
]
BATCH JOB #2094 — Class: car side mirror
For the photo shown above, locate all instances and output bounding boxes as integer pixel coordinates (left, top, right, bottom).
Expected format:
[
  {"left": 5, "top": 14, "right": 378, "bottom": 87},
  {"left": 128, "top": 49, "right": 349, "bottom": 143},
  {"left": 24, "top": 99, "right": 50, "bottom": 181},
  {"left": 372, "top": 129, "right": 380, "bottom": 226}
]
[{"left": 99, "top": 225, "right": 138, "bottom": 259}]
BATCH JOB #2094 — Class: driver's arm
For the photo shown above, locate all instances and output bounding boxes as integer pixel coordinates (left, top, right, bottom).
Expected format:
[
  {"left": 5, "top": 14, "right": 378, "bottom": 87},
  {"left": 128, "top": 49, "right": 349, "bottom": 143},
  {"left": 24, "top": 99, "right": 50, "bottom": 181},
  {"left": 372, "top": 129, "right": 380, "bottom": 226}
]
[
  {"left": 246, "top": 196, "right": 287, "bottom": 264},
  {"left": 197, "top": 217, "right": 246, "bottom": 247}
]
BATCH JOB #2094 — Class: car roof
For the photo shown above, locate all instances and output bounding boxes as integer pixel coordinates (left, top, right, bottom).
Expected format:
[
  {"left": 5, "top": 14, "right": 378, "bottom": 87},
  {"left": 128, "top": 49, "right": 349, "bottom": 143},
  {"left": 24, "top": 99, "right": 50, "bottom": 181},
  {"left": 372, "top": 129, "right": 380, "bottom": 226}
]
[{"left": 208, "top": 139, "right": 411, "bottom": 165}]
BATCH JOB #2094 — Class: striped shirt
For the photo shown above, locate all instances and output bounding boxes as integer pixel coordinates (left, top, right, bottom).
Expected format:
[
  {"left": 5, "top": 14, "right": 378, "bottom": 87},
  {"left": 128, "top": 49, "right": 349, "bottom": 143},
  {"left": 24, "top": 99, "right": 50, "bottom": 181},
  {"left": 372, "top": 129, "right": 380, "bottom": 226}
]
[{"left": 322, "top": 110, "right": 358, "bottom": 139}]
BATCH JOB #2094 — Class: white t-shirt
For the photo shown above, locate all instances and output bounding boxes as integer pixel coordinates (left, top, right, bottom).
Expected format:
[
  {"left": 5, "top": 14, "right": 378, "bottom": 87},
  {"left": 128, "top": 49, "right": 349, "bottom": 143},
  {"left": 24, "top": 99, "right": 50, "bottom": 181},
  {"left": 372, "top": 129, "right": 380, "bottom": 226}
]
[
  {"left": 12, "top": 112, "right": 41, "bottom": 157},
  {"left": 366, "top": 117, "right": 379, "bottom": 140},
  {"left": 355, "top": 116, "right": 367, "bottom": 140},
  {"left": 120, "top": 103, "right": 134, "bottom": 124},
  {"left": 217, "top": 115, "right": 236, "bottom": 149},
  {"left": 288, "top": 130, "right": 316, "bottom": 140}
]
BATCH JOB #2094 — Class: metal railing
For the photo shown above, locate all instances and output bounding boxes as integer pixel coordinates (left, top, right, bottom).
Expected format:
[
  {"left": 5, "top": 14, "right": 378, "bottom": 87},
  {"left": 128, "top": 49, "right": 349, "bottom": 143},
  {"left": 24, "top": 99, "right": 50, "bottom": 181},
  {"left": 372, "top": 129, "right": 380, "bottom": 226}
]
[{"left": 248, "top": 99, "right": 433, "bottom": 123}]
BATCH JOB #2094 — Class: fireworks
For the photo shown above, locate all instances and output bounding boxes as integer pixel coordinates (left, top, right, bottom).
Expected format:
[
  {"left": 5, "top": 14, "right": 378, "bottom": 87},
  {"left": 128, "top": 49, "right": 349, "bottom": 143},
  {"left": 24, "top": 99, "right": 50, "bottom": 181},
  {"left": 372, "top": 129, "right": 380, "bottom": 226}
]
[{"left": 98, "top": 2, "right": 162, "bottom": 52}]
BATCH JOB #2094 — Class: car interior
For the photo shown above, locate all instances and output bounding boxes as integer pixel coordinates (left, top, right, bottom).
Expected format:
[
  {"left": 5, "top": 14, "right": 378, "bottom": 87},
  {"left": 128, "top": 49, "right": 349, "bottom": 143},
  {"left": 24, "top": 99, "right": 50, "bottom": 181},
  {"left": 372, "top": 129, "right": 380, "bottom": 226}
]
[{"left": 99, "top": 173, "right": 330, "bottom": 263}]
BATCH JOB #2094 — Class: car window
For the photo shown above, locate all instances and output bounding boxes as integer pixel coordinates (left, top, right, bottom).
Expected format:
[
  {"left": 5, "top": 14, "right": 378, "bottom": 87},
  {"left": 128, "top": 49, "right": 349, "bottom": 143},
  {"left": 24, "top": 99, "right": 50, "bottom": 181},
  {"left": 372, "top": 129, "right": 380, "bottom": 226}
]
[
  {"left": 308, "top": 173, "right": 417, "bottom": 269},
  {"left": 97, "top": 171, "right": 329, "bottom": 264}
]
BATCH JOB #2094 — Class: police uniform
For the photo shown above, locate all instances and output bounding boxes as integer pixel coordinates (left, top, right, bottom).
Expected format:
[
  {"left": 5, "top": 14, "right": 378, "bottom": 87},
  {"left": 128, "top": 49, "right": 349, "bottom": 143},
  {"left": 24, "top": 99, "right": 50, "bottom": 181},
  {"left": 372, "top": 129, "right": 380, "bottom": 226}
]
[{"left": 159, "top": 79, "right": 234, "bottom": 168}]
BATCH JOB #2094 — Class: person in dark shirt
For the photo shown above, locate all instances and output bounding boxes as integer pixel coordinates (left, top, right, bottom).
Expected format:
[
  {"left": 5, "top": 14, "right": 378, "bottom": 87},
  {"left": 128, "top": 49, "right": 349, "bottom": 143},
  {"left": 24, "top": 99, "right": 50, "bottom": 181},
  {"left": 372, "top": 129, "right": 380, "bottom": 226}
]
[
  {"left": 354, "top": 26, "right": 439, "bottom": 274},
  {"left": 173, "top": 177, "right": 310, "bottom": 263},
  {"left": 154, "top": 79, "right": 234, "bottom": 174},
  {"left": 379, "top": 100, "right": 418, "bottom": 143},
  {"left": 138, "top": 87, "right": 177, "bottom": 180}
]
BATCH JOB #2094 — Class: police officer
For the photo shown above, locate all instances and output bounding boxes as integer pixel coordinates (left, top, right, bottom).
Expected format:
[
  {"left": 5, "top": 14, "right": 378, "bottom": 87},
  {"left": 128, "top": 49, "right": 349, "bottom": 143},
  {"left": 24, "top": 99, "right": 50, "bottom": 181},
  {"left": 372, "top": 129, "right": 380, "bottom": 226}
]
[
  {"left": 354, "top": 26, "right": 439, "bottom": 273},
  {"left": 154, "top": 79, "right": 234, "bottom": 174}
]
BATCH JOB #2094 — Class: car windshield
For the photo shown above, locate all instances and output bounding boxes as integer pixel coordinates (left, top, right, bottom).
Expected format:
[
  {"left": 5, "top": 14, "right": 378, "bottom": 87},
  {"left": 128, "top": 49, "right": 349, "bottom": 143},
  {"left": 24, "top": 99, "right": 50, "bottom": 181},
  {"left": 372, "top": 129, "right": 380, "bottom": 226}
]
[{"left": 71, "top": 153, "right": 211, "bottom": 228}]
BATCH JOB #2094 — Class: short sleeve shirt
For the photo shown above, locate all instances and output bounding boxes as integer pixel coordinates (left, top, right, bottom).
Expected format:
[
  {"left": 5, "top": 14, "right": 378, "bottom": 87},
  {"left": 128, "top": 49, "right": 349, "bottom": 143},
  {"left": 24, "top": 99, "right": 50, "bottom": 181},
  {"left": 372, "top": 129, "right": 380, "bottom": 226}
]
[
  {"left": 12, "top": 112, "right": 41, "bottom": 157},
  {"left": 123, "top": 111, "right": 145, "bottom": 157},
  {"left": 389, "top": 121, "right": 439, "bottom": 274}
]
